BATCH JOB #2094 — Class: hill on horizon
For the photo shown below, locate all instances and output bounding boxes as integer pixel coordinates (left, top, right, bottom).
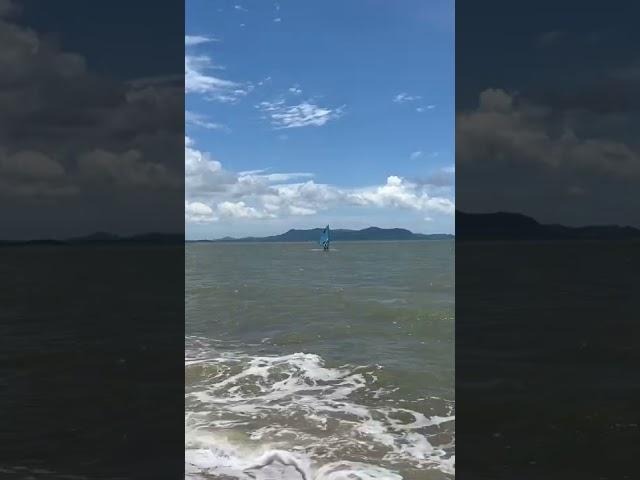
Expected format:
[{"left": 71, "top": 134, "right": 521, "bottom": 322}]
[
  {"left": 7, "top": 212, "right": 637, "bottom": 245},
  {"left": 456, "top": 211, "right": 640, "bottom": 241},
  {"left": 0, "top": 232, "right": 184, "bottom": 247},
  {"left": 191, "top": 226, "right": 454, "bottom": 243}
]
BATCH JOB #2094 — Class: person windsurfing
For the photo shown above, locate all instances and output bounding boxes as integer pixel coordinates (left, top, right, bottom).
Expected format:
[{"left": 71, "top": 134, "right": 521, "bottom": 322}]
[{"left": 320, "top": 225, "right": 330, "bottom": 251}]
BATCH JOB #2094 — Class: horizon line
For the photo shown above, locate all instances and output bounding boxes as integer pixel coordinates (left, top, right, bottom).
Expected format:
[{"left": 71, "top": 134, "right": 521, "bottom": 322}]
[{"left": 187, "top": 225, "right": 455, "bottom": 242}]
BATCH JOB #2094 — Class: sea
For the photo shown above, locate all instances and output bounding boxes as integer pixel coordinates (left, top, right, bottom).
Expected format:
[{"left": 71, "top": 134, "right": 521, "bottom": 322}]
[{"left": 185, "top": 240, "right": 455, "bottom": 480}]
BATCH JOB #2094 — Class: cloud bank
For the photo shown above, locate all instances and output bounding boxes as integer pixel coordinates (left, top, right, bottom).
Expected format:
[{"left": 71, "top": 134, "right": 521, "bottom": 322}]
[{"left": 185, "top": 138, "right": 454, "bottom": 224}]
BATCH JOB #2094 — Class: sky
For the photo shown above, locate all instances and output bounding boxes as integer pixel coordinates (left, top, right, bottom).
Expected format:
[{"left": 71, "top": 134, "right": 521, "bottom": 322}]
[
  {"left": 456, "top": 0, "right": 640, "bottom": 228},
  {"left": 185, "top": 0, "right": 455, "bottom": 239},
  {"left": 0, "top": 0, "right": 183, "bottom": 240}
]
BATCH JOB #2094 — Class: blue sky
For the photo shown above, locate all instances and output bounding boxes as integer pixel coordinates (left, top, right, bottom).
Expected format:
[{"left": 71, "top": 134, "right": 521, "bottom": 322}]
[{"left": 186, "top": 0, "right": 454, "bottom": 239}]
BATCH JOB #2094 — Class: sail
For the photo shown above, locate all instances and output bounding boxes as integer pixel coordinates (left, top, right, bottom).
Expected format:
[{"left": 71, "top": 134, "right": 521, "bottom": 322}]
[{"left": 319, "top": 225, "right": 330, "bottom": 249}]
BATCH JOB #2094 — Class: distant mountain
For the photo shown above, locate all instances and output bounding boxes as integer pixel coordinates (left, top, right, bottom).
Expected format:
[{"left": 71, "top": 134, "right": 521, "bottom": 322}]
[
  {"left": 67, "top": 232, "right": 121, "bottom": 243},
  {"left": 191, "top": 227, "right": 453, "bottom": 243},
  {"left": 0, "top": 232, "right": 184, "bottom": 247},
  {"left": 456, "top": 211, "right": 640, "bottom": 241}
]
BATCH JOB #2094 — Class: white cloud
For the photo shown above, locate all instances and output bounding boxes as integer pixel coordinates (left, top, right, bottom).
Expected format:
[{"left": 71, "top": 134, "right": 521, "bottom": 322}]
[
  {"left": 185, "top": 55, "right": 248, "bottom": 102},
  {"left": 257, "top": 99, "right": 344, "bottom": 129},
  {"left": 186, "top": 110, "right": 230, "bottom": 132},
  {"left": 185, "top": 55, "right": 234, "bottom": 92},
  {"left": 394, "top": 93, "right": 434, "bottom": 113},
  {"left": 410, "top": 151, "right": 423, "bottom": 160},
  {"left": 185, "top": 136, "right": 221, "bottom": 176},
  {"left": 185, "top": 136, "right": 229, "bottom": 194},
  {"left": 185, "top": 35, "right": 217, "bottom": 46},
  {"left": 393, "top": 92, "right": 422, "bottom": 103},
  {"left": 347, "top": 176, "right": 455, "bottom": 214},
  {"left": 185, "top": 201, "right": 216, "bottom": 223},
  {"left": 289, "top": 205, "right": 316, "bottom": 216},
  {"left": 416, "top": 105, "right": 435, "bottom": 113},
  {"left": 234, "top": 5, "right": 248, "bottom": 12},
  {"left": 274, "top": 17, "right": 282, "bottom": 23},
  {"left": 288, "top": 85, "right": 302, "bottom": 95},
  {"left": 185, "top": 140, "right": 454, "bottom": 224},
  {"left": 249, "top": 172, "right": 314, "bottom": 182},
  {"left": 218, "top": 201, "right": 272, "bottom": 219}
]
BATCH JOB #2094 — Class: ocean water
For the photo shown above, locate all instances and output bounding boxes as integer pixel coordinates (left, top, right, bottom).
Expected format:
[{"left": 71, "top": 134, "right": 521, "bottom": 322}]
[
  {"left": 456, "top": 241, "right": 640, "bottom": 479},
  {"left": 185, "top": 241, "right": 455, "bottom": 480},
  {"left": 1, "top": 246, "right": 184, "bottom": 479}
]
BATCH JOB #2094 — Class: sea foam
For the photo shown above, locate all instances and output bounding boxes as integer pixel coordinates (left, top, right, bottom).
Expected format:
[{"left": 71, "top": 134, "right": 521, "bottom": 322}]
[{"left": 185, "top": 336, "right": 454, "bottom": 479}]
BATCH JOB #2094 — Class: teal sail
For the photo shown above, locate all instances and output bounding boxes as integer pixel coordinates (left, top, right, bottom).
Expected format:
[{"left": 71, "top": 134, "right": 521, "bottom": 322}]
[{"left": 319, "top": 225, "right": 330, "bottom": 250}]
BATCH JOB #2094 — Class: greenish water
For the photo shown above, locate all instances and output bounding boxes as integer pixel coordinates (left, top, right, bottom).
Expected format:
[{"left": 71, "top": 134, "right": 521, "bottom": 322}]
[{"left": 185, "top": 241, "right": 454, "bottom": 479}]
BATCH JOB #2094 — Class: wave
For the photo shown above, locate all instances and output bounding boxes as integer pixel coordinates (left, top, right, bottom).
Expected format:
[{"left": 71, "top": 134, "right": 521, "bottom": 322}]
[{"left": 185, "top": 337, "right": 454, "bottom": 479}]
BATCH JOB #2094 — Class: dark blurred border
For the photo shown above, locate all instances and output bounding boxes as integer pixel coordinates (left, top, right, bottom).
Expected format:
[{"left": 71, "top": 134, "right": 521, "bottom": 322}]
[
  {"left": 0, "top": 1, "right": 184, "bottom": 478},
  {"left": 456, "top": 1, "right": 639, "bottom": 478}
]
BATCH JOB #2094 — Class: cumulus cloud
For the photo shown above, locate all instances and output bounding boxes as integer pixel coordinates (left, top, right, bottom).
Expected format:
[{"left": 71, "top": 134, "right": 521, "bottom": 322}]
[
  {"left": 185, "top": 135, "right": 229, "bottom": 194},
  {"left": 457, "top": 87, "right": 640, "bottom": 225},
  {"left": 0, "top": 10, "right": 183, "bottom": 197},
  {"left": 0, "top": 149, "right": 77, "bottom": 197},
  {"left": 185, "top": 201, "right": 215, "bottom": 223},
  {"left": 347, "top": 176, "right": 454, "bottom": 214},
  {"left": 257, "top": 99, "right": 344, "bottom": 129},
  {"left": 0, "top": 146, "right": 180, "bottom": 198},
  {"left": 185, "top": 139, "right": 454, "bottom": 224},
  {"left": 218, "top": 201, "right": 273, "bottom": 219},
  {"left": 0, "top": 0, "right": 184, "bottom": 238},
  {"left": 288, "top": 205, "right": 316, "bottom": 216},
  {"left": 458, "top": 88, "right": 640, "bottom": 178},
  {"left": 77, "top": 149, "right": 180, "bottom": 189}
]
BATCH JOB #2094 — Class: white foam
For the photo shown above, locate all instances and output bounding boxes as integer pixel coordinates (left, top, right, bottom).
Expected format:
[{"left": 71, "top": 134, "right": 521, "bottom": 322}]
[
  {"left": 185, "top": 336, "right": 455, "bottom": 479},
  {"left": 316, "top": 462, "right": 403, "bottom": 480}
]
